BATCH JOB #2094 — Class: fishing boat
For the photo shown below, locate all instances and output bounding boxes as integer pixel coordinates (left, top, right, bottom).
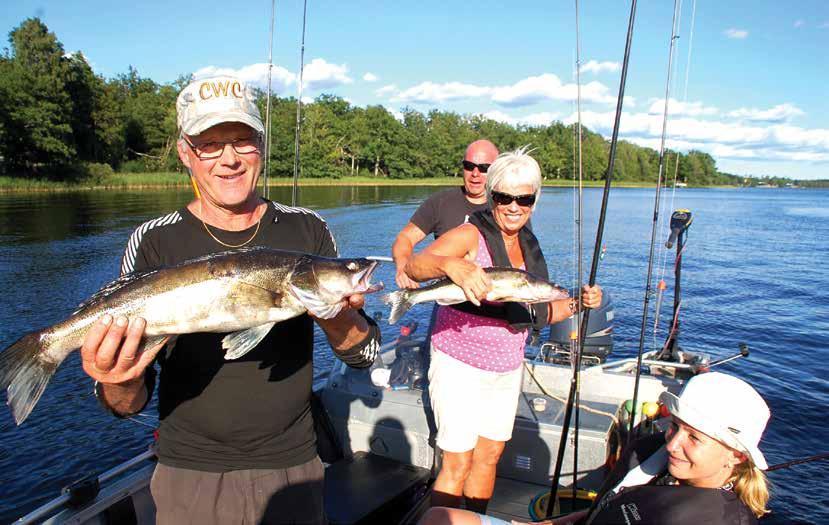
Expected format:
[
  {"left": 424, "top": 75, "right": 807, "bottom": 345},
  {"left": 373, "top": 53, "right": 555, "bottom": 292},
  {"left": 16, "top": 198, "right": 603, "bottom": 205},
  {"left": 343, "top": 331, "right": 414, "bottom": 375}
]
[{"left": 15, "top": 217, "right": 729, "bottom": 524}]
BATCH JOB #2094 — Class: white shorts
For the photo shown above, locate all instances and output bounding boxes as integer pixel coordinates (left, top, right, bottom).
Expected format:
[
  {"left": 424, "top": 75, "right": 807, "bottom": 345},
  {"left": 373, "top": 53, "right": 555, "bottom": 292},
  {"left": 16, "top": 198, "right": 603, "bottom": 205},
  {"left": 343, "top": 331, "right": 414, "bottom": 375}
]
[{"left": 428, "top": 348, "right": 523, "bottom": 453}]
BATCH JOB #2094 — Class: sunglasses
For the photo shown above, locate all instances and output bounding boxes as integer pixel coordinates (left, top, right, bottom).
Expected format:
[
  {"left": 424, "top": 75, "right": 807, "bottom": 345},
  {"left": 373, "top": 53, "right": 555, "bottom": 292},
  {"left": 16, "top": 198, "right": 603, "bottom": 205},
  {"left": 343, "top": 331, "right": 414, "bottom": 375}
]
[
  {"left": 462, "top": 160, "right": 491, "bottom": 173},
  {"left": 491, "top": 190, "right": 536, "bottom": 207}
]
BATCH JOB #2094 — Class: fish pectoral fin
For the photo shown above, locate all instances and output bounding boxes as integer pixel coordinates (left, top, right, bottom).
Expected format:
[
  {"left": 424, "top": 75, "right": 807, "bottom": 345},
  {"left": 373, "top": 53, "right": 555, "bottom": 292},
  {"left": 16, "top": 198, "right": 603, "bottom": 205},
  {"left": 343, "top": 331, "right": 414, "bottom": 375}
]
[
  {"left": 289, "top": 284, "right": 344, "bottom": 320},
  {"left": 222, "top": 323, "right": 276, "bottom": 360},
  {"left": 139, "top": 335, "right": 170, "bottom": 354},
  {"left": 235, "top": 280, "right": 284, "bottom": 306},
  {"left": 435, "top": 297, "right": 464, "bottom": 305}
]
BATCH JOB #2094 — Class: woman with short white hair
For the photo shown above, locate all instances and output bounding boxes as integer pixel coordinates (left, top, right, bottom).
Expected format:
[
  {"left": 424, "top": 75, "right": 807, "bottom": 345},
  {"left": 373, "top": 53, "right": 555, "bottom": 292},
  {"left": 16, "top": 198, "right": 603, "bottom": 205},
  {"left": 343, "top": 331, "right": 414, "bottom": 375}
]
[{"left": 405, "top": 147, "right": 603, "bottom": 513}]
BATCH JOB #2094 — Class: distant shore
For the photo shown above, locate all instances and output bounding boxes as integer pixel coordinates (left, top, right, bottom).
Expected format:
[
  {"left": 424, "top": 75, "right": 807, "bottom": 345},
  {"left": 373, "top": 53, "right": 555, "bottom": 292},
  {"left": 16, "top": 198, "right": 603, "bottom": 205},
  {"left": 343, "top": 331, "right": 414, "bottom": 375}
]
[{"left": 0, "top": 173, "right": 746, "bottom": 193}]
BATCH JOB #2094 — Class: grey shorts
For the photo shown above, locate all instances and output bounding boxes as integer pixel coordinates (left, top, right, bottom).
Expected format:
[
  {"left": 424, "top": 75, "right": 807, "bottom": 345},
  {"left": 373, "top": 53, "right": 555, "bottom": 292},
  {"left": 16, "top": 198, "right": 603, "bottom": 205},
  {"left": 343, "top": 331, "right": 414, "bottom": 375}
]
[{"left": 150, "top": 456, "right": 326, "bottom": 525}]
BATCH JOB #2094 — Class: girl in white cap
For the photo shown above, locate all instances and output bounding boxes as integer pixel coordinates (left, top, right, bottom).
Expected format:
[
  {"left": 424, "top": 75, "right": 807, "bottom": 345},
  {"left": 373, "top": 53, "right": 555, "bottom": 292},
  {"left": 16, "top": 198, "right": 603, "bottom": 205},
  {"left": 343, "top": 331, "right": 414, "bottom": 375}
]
[{"left": 419, "top": 371, "right": 771, "bottom": 524}]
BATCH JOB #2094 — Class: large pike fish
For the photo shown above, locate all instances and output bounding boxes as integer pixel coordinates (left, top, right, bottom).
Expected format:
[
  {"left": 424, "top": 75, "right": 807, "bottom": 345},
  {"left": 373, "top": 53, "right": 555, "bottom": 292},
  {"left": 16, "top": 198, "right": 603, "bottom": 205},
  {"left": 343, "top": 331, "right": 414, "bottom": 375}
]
[
  {"left": 0, "top": 247, "right": 383, "bottom": 425},
  {"left": 383, "top": 267, "right": 569, "bottom": 324}
]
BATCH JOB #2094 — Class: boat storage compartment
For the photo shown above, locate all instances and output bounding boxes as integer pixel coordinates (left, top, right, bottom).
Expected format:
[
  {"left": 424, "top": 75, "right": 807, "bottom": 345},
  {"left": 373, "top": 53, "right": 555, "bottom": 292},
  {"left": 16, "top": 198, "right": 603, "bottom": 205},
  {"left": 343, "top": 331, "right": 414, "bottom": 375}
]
[
  {"left": 324, "top": 451, "right": 430, "bottom": 524},
  {"left": 320, "top": 355, "right": 436, "bottom": 471},
  {"left": 498, "top": 390, "right": 617, "bottom": 488}
]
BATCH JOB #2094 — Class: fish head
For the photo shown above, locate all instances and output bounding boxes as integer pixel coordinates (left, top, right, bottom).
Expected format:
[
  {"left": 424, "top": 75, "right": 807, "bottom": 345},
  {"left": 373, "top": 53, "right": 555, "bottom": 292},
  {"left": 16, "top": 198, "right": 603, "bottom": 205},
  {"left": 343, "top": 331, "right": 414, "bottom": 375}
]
[{"left": 297, "top": 257, "right": 384, "bottom": 304}]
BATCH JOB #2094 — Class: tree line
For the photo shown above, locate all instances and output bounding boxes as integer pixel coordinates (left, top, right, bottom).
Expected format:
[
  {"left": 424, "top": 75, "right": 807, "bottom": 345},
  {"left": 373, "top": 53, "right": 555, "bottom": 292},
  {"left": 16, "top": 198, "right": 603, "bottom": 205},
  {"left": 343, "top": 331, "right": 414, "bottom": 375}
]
[{"left": 1, "top": 18, "right": 820, "bottom": 187}]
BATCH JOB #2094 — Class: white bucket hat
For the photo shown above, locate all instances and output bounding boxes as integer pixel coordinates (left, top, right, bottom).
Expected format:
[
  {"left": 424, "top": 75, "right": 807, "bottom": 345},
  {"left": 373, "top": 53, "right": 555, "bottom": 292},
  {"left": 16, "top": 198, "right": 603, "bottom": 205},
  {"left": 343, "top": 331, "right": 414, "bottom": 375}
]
[
  {"left": 176, "top": 75, "right": 265, "bottom": 136},
  {"left": 659, "top": 372, "right": 770, "bottom": 470}
]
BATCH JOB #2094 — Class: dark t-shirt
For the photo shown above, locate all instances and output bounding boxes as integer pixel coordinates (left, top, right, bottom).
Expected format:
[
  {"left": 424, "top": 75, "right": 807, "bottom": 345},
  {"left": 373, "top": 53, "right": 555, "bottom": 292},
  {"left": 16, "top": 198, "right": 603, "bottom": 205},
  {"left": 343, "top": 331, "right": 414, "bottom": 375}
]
[
  {"left": 585, "top": 433, "right": 757, "bottom": 525},
  {"left": 409, "top": 187, "right": 489, "bottom": 239},
  {"left": 121, "top": 200, "right": 337, "bottom": 472}
]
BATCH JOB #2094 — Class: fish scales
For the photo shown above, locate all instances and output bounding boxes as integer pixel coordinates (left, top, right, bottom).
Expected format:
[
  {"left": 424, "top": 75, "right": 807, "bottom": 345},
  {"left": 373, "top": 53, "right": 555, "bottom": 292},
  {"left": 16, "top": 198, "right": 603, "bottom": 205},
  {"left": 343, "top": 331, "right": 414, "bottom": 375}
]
[{"left": 0, "top": 246, "right": 382, "bottom": 425}]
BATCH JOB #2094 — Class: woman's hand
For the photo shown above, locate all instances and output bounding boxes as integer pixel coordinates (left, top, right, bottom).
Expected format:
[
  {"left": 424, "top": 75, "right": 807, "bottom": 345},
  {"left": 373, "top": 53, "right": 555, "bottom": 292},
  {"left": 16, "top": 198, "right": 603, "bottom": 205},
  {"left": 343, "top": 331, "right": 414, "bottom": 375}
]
[
  {"left": 442, "top": 258, "right": 492, "bottom": 306},
  {"left": 580, "top": 284, "right": 602, "bottom": 309}
]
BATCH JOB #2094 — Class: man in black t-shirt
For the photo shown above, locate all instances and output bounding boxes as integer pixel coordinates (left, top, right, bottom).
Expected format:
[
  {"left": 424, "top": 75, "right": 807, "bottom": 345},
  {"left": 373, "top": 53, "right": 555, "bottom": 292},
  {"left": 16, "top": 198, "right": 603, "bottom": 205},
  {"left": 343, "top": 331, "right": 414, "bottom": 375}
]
[
  {"left": 392, "top": 139, "right": 499, "bottom": 288},
  {"left": 78, "top": 75, "right": 379, "bottom": 524}
]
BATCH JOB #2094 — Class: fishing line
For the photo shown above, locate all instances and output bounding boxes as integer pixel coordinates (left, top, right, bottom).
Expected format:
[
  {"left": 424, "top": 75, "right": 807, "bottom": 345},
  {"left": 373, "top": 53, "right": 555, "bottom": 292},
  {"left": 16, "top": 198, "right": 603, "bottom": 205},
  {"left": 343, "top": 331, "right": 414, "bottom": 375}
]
[
  {"left": 629, "top": 0, "right": 682, "bottom": 441},
  {"left": 654, "top": 0, "right": 697, "bottom": 347},
  {"left": 291, "top": 0, "right": 309, "bottom": 206},
  {"left": 263, "top": 0, "right": 276, "bottom": 200},
  {"left": 546, "top": 0, "right": 639, "bottom": 516}
]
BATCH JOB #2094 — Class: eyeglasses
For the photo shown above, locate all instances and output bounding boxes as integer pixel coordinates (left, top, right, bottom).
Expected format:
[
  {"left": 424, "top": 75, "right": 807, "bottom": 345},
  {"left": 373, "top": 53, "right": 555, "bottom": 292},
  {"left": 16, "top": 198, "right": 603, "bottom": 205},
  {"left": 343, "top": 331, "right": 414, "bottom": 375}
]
[
  {"left": 462, "top": 160, "right": 491, "bottom": 173},
  {"left": 491, "top": 190, "right": 536, "bottom": 207},
  {"left": 182, "top": 135, "right": 261, "bottom": 160}
]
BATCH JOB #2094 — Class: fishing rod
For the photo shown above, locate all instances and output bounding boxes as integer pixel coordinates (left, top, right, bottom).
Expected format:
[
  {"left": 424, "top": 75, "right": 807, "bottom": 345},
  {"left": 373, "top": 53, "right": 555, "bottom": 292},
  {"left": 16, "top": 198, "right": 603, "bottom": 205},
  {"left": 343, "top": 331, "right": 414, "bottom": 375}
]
[
  {"left": 263, "top": 0, "right": 276, "bottom": 200},
  {"left": 767, "top": 453, "right": 829, "bottom": 472},
  {"left": 628, "top": 0, "right": 682, "bottom": 441},
  {"left": 291, "top": 0, "right": 309, "bottom": 206},
  {"left": 571, "top": 0, "right": 585, "bottom": 504},
  {"left": 545, "top": 0, "right": 638, "bottom": 517}
]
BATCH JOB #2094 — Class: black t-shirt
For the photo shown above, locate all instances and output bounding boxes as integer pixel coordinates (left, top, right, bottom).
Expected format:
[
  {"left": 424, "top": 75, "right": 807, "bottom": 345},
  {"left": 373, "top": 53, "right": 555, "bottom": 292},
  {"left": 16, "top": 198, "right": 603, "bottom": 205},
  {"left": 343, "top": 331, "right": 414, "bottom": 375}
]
[
  {"left": 121, "top": 200, "right": 337, "bottom": 472},
  {"left": 409, "top": 187, "right": 489, "bottom": 239},
  {"left": 585, "top": 433, "right": 757, "bottom": 525}
]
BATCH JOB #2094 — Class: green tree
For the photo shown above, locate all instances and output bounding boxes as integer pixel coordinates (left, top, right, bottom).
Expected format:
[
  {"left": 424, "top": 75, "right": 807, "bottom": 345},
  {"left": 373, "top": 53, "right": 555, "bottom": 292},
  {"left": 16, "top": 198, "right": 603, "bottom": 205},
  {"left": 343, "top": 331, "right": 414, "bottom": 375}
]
[{"left": 0, "top": 18, "right": 75, "bottom": 174}]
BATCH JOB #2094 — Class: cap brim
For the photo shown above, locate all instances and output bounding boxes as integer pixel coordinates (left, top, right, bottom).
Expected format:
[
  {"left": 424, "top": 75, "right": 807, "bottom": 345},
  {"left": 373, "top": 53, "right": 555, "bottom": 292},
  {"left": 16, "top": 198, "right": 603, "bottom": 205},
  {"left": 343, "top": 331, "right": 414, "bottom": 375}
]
[
  {"left": 182, "top": 112, "right": 265, "bottom": 136},
  {"left": 659, "top": 391, "right": 768, "bottom": 470}
]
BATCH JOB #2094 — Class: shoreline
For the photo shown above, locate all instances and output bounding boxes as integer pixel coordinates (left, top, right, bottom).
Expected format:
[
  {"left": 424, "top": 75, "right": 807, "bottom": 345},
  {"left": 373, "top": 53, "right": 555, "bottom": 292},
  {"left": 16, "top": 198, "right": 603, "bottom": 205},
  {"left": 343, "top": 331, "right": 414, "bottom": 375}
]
[{"left": 0, "top": 173, "right": 744, "bottom": 193}]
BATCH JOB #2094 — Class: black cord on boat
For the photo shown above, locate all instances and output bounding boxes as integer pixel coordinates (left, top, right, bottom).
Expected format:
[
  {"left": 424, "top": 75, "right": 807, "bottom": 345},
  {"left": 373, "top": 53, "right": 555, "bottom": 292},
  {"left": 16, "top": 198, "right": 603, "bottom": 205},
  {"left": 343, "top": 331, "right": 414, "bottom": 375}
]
[
  {"left": 545, "top": 0, "right": 638, "bottom": 517},
  {"left": 291, "top": 0, "right": 309, "bottom": 206},
  {"left": 628, "top": 0, "right": 682, "bottom": 442}
]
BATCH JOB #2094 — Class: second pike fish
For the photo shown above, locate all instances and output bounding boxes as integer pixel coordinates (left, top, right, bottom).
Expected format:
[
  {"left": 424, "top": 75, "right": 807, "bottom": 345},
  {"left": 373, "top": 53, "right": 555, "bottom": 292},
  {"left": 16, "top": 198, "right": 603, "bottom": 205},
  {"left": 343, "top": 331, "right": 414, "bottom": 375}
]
[
  {"left": 383, "top": 267, "right": 569, "bottom": 324},
  {"left": 0, "top": 247, "right": 383, "bottom": 425}
]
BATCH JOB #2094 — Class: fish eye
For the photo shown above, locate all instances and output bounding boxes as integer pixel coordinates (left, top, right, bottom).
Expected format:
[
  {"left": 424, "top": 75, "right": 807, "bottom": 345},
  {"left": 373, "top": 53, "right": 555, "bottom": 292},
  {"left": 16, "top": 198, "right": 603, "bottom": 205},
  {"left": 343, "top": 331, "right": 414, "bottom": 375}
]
[{"left": 346, "top": 261, "right": 358, "bottom": 271}]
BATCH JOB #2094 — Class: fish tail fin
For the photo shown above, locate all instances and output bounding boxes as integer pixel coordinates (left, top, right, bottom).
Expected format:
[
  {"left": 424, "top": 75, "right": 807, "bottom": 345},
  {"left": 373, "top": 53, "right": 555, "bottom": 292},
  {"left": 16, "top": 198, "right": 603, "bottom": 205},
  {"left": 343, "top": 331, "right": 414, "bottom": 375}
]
[
  {"left": 0, "top": 332, "right": 60, "bottom": 425},
  {"left": 382, "top": 290, "right": 414, "bottom": 325}
]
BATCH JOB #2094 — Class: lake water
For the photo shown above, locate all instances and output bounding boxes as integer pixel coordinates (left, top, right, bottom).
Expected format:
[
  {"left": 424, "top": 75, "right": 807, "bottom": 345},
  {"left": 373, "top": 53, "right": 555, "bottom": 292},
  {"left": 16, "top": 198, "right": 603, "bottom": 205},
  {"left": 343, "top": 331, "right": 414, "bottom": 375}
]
[{"left": 0, "top": 186, "right": 827, "bottom": 523}]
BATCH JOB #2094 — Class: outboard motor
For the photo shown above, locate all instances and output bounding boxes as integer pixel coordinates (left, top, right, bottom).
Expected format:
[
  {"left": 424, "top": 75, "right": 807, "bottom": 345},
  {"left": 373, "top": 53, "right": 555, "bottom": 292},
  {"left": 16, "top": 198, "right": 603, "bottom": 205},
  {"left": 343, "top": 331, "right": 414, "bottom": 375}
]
[{"left": 542, "top": 291, "right": 614, "bottom": 365}]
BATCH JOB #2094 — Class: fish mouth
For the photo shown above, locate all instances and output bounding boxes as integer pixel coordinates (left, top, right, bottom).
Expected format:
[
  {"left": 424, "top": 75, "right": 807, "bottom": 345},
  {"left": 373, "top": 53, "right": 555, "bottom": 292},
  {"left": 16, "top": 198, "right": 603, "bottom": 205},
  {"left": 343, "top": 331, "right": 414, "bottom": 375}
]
[{"left": 353, "top": 260, "right": 384, "bottom": 294}]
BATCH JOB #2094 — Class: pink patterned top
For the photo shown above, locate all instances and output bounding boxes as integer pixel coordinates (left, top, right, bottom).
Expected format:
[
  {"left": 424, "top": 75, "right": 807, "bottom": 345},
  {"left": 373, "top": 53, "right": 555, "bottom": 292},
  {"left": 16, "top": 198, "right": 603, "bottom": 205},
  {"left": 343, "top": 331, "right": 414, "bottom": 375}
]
[{"left": 430, "top": 230, "right": 528, "bottom": 372}]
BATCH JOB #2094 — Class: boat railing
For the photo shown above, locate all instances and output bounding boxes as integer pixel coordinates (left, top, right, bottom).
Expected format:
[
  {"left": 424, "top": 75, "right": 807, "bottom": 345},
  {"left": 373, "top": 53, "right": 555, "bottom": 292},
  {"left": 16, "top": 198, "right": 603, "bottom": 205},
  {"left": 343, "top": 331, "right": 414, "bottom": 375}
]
[{"left": 15, "top": 447, "right": 157, "bottom": 524}]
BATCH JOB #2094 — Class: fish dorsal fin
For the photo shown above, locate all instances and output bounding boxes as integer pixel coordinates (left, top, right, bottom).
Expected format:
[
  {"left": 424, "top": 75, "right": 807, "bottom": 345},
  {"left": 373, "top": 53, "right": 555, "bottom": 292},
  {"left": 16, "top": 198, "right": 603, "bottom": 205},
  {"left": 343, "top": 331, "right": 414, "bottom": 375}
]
[
  {"left": 73, "top": 269, "right": 160, "bottom": 314},
  {"left": 222, "top": 322, "right": 276, "bottom": 360}
]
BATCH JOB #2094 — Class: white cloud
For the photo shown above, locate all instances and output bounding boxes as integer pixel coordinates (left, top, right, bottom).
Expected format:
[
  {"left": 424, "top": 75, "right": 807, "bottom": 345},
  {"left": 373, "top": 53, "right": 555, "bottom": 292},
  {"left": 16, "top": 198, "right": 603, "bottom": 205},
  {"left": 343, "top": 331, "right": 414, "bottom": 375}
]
[
  {"left": 363, "top": 72, "right": 378, "bottom": 82},
  {"left": 490, "top": 74, "right": 619, "bottom": 107},
  {"left": 793, "top": 20, "right": 805, "bottom": 28},
  {"left": 302, "top": 58, "right": 353, "bottom": 91},
  {"left": 192, "top": 63, "right": 295, "bottom": 94},
  {"left": 647, "top": 98, "right": 719, "bottom": 117},
  {"left": 481, "top": 110, "right": 559, "bottom": 127},
  {"left": 727, "top": 103, "right": 804, "bottom": 123},
  {"left": 392, "top": 81, "right": 491, "bottom": 103},
  {"left": 579, "top": 60, "right": 621, "bottom": 75},
  {"left": 724, "top": 28, "right": 749, "bottom": 39},
  {"left": 820, "top": 21, "right": 829, "bottom": 29},
  {"left": 375, "top": 84, "right": 398, "bottom": 97},
  {"left": 562, "top": 108, "right": 829, "bottom": 165}
]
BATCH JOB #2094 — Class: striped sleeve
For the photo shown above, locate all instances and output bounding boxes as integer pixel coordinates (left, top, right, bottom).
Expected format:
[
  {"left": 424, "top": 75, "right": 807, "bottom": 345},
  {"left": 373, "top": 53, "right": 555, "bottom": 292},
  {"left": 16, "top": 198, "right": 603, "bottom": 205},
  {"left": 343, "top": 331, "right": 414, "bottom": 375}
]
[{"left": 120, "top": 211, "right": 182, "bottom": 275}]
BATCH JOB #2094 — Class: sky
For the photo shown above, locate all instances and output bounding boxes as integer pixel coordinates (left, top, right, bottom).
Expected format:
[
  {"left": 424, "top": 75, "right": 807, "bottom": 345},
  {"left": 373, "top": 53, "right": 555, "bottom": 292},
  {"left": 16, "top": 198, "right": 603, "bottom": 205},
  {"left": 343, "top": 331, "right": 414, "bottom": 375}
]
[{"left": 2, "top": 0, "right": 828, "bottom": 180}]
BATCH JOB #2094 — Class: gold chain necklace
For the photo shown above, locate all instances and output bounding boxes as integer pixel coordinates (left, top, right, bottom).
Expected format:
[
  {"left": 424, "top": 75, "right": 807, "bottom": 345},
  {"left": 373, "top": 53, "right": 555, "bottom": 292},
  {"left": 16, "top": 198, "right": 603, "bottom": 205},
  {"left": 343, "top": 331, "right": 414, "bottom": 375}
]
[{"left": 198, "top": 201, "right": 262, "bottom": 249}]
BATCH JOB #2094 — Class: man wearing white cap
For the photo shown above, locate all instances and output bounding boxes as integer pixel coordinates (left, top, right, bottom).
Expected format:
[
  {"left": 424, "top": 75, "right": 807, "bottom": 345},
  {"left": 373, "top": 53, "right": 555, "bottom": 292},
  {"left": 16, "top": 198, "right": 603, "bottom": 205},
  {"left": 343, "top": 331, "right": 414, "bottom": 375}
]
[
  {"left": 420, "top": 372, "right": 772, "bottom": 525},
  {"left": 78, "top": 75, "right": 379, "bottom": 524}
]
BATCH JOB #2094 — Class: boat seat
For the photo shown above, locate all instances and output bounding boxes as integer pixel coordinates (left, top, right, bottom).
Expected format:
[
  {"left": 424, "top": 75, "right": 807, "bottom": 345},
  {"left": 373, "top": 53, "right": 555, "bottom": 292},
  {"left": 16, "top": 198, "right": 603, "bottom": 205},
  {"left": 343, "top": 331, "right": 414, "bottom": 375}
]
[{"left": 324, "top": 451, "right": 431, "bottom": 524}]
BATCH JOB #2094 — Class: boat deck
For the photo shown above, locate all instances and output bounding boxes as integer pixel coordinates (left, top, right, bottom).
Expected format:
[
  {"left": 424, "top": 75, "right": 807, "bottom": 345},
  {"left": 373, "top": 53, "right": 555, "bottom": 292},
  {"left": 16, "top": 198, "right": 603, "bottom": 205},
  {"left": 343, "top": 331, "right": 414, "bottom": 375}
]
[{"left": 488, "top": 477, "right": 543, "bottom": 522}]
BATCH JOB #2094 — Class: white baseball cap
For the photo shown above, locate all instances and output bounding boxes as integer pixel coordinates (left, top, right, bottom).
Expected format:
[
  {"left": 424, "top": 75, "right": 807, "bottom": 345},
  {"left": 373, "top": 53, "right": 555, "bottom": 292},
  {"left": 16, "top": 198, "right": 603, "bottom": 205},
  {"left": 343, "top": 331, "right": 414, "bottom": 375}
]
[
  {"left": 659, "top": 372, "right": 770, "bottom": 470},
  {"left": 176, "top": 75, "right": 265, "bottom": 136}
]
